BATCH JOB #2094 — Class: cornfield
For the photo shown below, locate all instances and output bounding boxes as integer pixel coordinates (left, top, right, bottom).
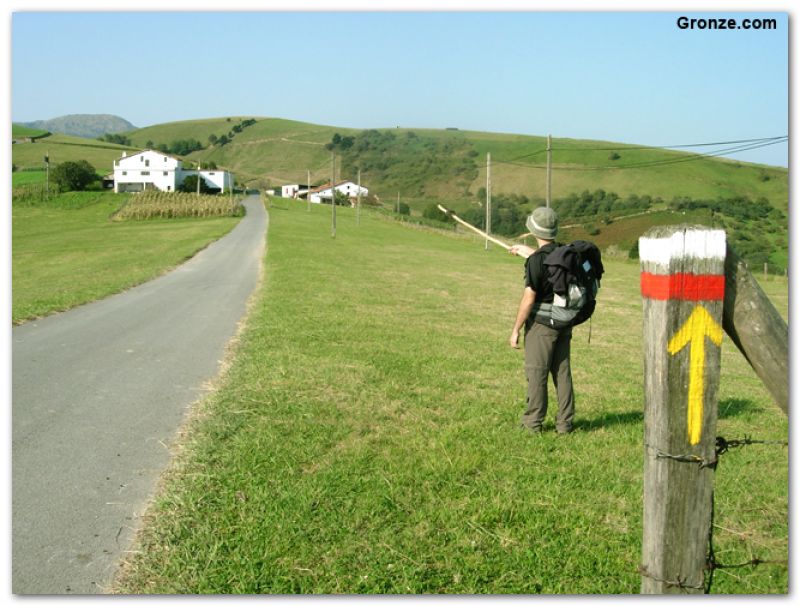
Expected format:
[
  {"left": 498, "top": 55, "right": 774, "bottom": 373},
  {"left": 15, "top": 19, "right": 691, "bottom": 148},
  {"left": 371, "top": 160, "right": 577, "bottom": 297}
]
[{"left": 112, "top": 191, "right": 245, "bottom": 221}]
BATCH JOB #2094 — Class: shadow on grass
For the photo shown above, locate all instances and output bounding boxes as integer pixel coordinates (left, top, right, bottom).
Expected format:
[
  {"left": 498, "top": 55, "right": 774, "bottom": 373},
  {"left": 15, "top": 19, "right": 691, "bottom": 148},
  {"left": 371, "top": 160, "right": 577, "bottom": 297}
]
[
  {"left": 718, "top": 397, "right": 760, "bottom": 419},
  {"left": 574, "top": 410, "right": 643, "bottom": 432},
  {"left": 571, "top": 398, "right": 759, "bottom": 433}
]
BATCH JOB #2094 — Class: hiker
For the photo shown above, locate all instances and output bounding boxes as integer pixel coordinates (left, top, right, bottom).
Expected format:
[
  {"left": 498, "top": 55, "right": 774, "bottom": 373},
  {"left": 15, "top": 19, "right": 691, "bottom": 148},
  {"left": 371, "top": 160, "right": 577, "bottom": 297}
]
[{"left": 508, "top": 207, "right": 575, "bottom": 434}]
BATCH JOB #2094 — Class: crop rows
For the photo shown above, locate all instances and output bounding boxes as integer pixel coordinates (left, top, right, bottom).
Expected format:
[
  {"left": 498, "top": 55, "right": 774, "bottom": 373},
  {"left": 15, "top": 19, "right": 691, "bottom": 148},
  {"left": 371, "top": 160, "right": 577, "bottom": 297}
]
[{"left": 112, "top": 191, "right": 245, "bottom": 220}]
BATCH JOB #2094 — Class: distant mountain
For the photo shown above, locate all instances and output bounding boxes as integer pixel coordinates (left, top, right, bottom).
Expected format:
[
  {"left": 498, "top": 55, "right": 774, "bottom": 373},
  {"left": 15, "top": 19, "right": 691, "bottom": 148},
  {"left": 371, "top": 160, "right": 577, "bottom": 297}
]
[{"left": 21, "top": 114, "right": 136, "bottom": 139}]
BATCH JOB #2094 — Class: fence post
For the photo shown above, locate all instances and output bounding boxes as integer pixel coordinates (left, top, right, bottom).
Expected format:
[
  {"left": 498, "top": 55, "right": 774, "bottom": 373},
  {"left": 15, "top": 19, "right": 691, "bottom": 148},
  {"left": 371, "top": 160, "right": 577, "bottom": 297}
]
[
  {"left": 722, "top": 244, "right": 788, "bottom": 415},
  {"left": 639, "top": 226, "right": 726, "bottom": 594}
]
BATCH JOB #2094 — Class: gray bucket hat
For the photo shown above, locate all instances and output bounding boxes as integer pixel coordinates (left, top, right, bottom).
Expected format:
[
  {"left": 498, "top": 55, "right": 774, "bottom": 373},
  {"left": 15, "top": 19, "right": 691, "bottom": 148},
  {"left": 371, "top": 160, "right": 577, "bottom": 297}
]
[{"left": 526, "top": 206, "right": 558, "bottom": 240}]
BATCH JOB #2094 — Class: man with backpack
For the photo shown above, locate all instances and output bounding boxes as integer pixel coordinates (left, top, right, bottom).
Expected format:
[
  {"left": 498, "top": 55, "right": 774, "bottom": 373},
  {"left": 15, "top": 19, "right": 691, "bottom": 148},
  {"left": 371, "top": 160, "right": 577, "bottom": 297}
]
[{"left": 508, "top": 206, "right": 589, "bottom": 435}]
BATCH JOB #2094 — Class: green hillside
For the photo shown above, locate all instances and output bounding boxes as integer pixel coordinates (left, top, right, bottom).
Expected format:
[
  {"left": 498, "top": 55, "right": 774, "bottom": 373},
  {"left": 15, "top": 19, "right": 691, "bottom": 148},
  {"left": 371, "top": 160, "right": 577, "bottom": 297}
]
[
  {"left": 12, "top": 116, "right": 788, "bottom": 270},
  {"left": 12, "top": 133, "right": 136, "bottom": 174},
  {"left": 13, "top": 124, "right": 50, "bottom": 138},
  {"left": 130, "top": 118, "right": 786, "bottom": 213}
]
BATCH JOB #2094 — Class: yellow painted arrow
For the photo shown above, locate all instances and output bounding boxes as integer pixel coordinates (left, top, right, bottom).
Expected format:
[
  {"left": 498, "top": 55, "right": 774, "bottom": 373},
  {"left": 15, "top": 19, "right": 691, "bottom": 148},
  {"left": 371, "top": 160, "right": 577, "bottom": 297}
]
[{"left": 667, "top": 305, "right": 723, "bottom": 445}]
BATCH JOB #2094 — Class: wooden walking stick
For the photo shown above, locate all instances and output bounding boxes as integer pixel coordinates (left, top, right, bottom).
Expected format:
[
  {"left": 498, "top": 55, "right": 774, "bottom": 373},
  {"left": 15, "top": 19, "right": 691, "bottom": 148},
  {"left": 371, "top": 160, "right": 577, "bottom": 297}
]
[{"left": 437, "top": 204, "right": 512, "bottom": 251}]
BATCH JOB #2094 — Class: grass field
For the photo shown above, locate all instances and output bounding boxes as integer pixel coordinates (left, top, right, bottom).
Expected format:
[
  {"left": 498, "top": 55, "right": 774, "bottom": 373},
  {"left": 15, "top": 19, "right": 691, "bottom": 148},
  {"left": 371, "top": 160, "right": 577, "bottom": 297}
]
[
  {"left": 11, "top": 169, "right": 47, "bottom": 187},
  {"left": 11, "top": 133, "right": 135, "bottom": 173},
  {"left": 12, "top": 124, "right": 50, "bottom": 138},
  {"left": 12, "top": 191, "right": 242, "bottom": 324},
  {"left": 114, "top": 203, "right": 788, "bottom": 594}
]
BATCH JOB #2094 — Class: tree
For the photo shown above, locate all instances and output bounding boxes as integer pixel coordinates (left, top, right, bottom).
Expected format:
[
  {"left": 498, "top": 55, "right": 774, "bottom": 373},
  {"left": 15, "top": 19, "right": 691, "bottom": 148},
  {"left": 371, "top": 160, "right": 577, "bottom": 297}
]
[
  {"left": 423, "top": 203, "right": 449, "bottom": 222},
  {"left": 208, "top": 134, "right": 218, "bottom": 145},
  {"left": 146, "top": 140, "right": 154, "bottom": 149},
  {"left": 218, "top": 134, "right": 230, "bottom": 146},
  {"left": 180, "top": 175, "right": 212, "bottom": 194},
  {"left": 333, "top": 190, "right": 350, "bottom": 206},
  {"left": 51, "top": 160, "right": 98, "bottom": 191}
]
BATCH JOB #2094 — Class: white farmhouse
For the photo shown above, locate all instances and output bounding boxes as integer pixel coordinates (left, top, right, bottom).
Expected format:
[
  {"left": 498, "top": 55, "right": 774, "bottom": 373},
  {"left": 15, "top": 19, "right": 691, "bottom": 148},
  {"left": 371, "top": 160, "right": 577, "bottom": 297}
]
[
  {"left": 307, "top": 180, "right": 369, "bottom": 204},
  {"left": 281, "top": 183, "right": 307, "bottom": 198},
  {"left": 113, "top": 150, "right": 234, "bottom": 194}
]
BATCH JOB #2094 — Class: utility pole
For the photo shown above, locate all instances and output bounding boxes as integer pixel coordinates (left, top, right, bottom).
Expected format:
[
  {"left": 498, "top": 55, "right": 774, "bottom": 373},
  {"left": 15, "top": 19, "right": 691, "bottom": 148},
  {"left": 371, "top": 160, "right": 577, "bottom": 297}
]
[
  {"left": 307, "top": 168, "right": 311, "bottom": 212},
  {"left": 546, "top": 134, "right": 552, "bottom": 208},
  {"left": 196, "top": 162, "right": 201, "bottom": 197},
  {"left": 485, "top": 152, "right": 492, "bottom": 250},
  {"left": 357, "top": 168, "right": 362, "bottom": 226},
  {"left": 44, "top": 151, "right": 50, "bottom": 198},
  {"left": 331, "top": 152, "right": 336, "bottom": 238}
]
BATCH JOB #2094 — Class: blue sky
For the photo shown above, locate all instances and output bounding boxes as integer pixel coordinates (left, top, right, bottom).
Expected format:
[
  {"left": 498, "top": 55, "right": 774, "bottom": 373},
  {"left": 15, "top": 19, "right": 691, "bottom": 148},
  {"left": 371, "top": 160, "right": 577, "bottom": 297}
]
[{"left": 11, "top": 11, "right": 789, "bottom": 166}]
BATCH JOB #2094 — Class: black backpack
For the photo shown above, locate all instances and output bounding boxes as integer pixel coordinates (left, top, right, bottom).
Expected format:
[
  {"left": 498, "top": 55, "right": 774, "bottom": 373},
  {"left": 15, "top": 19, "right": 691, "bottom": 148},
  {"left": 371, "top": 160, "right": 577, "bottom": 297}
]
[{"left": 532, "top": 240, "right": 604, "bottom": 329}]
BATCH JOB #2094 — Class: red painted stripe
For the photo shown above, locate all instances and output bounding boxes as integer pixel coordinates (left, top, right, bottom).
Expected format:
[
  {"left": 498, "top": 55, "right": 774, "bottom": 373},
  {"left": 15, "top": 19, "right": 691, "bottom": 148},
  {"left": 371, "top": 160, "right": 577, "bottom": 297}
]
[{"left": 641, "top": 272, "right": 725, "bottom": 301}]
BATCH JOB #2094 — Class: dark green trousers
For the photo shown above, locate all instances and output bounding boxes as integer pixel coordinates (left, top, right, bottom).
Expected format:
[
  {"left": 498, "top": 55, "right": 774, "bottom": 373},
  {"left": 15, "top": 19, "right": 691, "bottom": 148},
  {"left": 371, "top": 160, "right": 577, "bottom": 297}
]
[{"left": 521, "top": 322, "right": 575, "bottom": 432}]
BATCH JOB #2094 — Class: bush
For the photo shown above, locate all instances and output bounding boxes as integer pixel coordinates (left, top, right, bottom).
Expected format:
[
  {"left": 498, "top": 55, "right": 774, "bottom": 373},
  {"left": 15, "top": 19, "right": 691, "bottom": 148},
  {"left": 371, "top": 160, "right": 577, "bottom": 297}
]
[
  {"left": 51, "top": 160, "right": 98, "bottom": 191},
  {"left": 180, "top": 175, "right": 212, "bottom": 194}
]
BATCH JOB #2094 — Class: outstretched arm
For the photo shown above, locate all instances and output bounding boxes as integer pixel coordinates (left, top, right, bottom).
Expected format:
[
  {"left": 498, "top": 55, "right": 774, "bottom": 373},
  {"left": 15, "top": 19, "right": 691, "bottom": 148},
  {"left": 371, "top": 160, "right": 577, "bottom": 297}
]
[
  {"left": 509, "top": 244, "right": 536, "bottom": 259},
  {"left": 509, "top": 287, "right": 536, "bottom": 349}
]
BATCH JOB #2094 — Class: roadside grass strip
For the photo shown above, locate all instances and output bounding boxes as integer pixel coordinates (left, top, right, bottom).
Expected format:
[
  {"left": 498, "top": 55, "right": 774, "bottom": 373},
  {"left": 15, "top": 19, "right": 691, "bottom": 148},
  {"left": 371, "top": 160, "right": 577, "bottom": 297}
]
[
  {"left": 116, "top": 203, "right": 787, "bottom": 594},
  {"left": 12, "top": 192, "right": 241, "bottom": 323}
]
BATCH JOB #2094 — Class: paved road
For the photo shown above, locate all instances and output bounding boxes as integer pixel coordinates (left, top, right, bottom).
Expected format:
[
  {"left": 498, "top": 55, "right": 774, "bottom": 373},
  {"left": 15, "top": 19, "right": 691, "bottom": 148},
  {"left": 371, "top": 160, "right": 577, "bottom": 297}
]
[{"left": 12, "top": 196, "right": 267, "bottom": 594}]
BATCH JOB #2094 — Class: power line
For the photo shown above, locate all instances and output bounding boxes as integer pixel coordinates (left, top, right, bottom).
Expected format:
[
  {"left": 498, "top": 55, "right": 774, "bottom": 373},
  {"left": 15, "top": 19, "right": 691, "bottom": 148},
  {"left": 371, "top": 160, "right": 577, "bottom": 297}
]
[
  {"left": 552, "top": 135, "right": 788, "bottom": 153},
  {"left": 489, "top": 136, "right": 787, "bottom": 172}
]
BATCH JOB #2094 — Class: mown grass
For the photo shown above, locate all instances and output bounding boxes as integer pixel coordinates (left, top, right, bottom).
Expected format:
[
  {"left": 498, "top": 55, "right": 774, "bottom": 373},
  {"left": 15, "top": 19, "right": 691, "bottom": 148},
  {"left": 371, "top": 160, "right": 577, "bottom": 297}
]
[
  {"left": 12, "top": 191, "right": 242, "bottom": 324},
  {"left": 114, "top": 203, "right": 788, "bottom": 594}
]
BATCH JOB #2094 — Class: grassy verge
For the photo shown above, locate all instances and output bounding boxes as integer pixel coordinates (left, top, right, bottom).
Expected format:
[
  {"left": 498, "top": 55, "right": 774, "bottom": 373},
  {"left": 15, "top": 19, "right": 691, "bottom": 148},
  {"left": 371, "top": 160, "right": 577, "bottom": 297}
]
[
  {"left": 12, "top": 191, "right": 242, "bottom": 323},
  {"left": 115, "top": 204, "right": 788, "bottom": 594}
]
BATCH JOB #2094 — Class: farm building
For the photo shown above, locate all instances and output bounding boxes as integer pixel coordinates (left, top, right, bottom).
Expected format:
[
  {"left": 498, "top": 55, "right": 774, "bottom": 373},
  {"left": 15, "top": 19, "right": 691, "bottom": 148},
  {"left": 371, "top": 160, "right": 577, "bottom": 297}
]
[
  {"left": 112, "top": 150, "right": 234, "bottom": 194},
  {"left": 281, "top": 183, "right": 310, "bottom": 198},
  {"left": 305, "top": 180, "right": 369, "bottom": 204}
]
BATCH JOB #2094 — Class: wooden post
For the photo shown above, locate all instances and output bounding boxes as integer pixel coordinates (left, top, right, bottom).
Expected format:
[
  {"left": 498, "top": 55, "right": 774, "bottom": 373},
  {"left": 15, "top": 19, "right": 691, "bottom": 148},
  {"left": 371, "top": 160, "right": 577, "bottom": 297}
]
[
  {"left": 639, "top": 226, "right": 726, "bottom": 594},
  {"left": 357, "top": 168, "right": 361, "bottom": 226},
  {"left": 485, "top": 152, "right": 491, "bottom": 250},
  {"left": 331, "top": 153, "right": 336, "bottom": 238},
  {"left": 722, "top": 244, "right": 788, "bottom": 415},
  {"left": 307, "top": 169, "right": 311, "bottom": 212},
  {"left": 546, "top": 134, "right": 552, "bottom": 208}
]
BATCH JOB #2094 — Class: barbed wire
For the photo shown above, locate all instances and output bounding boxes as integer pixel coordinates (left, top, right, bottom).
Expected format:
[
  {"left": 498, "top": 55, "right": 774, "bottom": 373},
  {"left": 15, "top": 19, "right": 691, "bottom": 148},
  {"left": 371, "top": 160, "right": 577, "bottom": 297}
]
[{"left": 643, "top": 434, "right": 788, "bottom": 593}]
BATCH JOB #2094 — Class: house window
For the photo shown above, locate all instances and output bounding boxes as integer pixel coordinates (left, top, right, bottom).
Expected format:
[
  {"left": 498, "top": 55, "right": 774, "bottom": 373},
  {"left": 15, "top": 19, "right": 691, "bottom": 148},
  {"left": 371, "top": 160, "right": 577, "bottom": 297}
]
[
  {"left": 163, "top": 172, "right": 168, "bottom": 176},
  {"left": 145, "top": 160, "right": 150, "bottom": 167},
  {"left": 122, "top": 171, "right": 127, "bottom": 175},
  {"left": 209, "top": 172, "right": 215, "bottom": 175},
  {"left": 141, "top": 171, "right": 150, "bottom": 175},
  {"left": 167, "top": 186, "right": 171, "bottom": 191}
]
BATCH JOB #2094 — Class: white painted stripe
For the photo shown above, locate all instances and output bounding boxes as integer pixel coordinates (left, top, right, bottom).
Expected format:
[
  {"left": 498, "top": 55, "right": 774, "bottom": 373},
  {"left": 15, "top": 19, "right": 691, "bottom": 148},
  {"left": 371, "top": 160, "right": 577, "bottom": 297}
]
[{"left": 639, "top": 229, "right": 726, "bottom": 266}]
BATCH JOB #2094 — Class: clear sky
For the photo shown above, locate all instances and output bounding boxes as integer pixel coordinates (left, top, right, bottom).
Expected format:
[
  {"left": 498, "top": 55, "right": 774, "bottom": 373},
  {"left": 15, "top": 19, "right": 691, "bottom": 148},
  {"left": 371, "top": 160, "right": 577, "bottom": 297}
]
[{"left": 11, "top": 10, "right": 789, "bottom": 166}]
